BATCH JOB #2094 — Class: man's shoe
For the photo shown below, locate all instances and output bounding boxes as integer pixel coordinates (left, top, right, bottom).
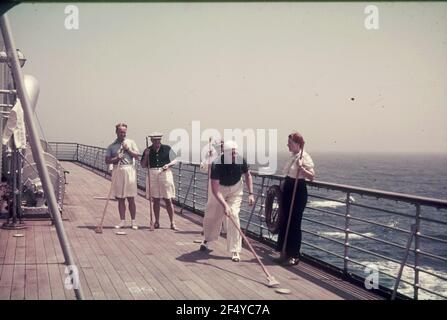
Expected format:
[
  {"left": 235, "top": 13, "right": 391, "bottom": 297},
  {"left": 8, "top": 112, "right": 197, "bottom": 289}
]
[
  {"left": 283, "top": 257, "right": 299, "bottom": 266},
  {"left": 199, "top": 240, "right": 208, "bottom": 251},
  {"left": 232, "top": 252, "right": 240, "bottom": 262},
  {"left": 170, "top": 223, "right": 178, "bottom": 231},
  {"left": 154, "top": 222, "right": 160, "bottom": 229}
]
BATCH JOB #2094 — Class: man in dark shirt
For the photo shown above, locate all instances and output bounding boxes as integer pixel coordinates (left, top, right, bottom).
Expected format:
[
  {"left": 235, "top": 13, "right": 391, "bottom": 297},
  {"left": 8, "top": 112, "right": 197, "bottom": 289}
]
[
  {"left": 141, "top": 132, "right": 178, "bottom": 230},
  {"left": 199, "top": 141, "right": 255, "bottom": 262}
]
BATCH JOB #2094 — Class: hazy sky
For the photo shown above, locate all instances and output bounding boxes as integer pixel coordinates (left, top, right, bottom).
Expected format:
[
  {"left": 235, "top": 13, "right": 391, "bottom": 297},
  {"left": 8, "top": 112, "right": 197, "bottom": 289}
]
[{"left": 5, "top": 2, "right": 447, "bottom": 155}]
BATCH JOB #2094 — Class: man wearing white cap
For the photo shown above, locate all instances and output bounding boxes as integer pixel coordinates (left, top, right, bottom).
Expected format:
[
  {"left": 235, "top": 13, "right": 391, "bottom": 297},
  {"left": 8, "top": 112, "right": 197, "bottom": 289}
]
[
  {"left": 105, "top": 123, "right": 140, "bottom": 230},
  {"left": 199, "top": 140, "right": 255, "bottom": 262},
  {"left": 141, "top": 132, "right": 178, "bottom": 230}
]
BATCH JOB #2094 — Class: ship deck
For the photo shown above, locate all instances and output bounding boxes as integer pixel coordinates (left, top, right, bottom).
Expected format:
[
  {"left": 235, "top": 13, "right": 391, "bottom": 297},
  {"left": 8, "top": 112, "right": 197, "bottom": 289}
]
[{"left": 0, "top": 162, "right": 382, "bottom": 300}]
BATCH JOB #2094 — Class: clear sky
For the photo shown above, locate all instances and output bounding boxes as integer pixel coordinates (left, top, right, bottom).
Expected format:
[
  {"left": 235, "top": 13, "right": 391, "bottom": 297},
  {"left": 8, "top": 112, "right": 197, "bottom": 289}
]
[{"left": 5, "top": 2, "right": 447, "bottom": 155}]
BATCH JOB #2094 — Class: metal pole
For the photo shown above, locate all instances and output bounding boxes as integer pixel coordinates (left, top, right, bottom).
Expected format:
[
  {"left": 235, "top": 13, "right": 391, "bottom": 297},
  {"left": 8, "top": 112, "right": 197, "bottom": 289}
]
[
  {"left": 11, "top": 140, "right": 16, "bottom": 223},
  {"left": 391, "top": 224, "right": 417, "bottom": 300},
  {"left": 414, "top": 204, "right": 421, "bottom": 300},
  {"left": 177, "top": 162, "right": 182, "bottom": 203},
  {"left": 16, "top": 143, "right": 22, "bottom": 223},
  {"left": 0, "top": 14, "right": 84, "bottom": 300},
  {"left": 192, "top": 166, "right": 197, "bottom": 211},
  {"left": 244, "top": 176, "right": 265, "bottom": 234},
  {"left": 343, "top": 192, "right": 351, "bottom": 273},
  {"left": 179, "top": 169, "right": 194, "bottom": 215}
]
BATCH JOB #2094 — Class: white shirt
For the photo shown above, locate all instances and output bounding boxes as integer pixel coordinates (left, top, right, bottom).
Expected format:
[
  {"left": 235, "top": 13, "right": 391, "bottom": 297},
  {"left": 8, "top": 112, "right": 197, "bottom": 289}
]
[
  {"left": 106, "top": 138, "right": 139, "bottom": 166},
  {"left": 283, "top": 150, "right": 315, "bottom": 180},
  {"left": 2, "top": 99, "right": 26, "bottom": 149}
]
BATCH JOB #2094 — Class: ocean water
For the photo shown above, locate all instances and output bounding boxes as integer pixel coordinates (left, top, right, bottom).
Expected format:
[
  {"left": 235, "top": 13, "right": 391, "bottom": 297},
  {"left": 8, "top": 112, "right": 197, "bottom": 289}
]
[{"left": 274, "top": 152, "right": 447, "bottom": 199}]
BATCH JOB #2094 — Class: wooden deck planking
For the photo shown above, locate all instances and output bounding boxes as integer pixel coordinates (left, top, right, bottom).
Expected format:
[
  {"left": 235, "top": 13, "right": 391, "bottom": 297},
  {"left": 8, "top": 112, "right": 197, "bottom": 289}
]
[
  {"left": 25, "top": 224, "right": 36, "bottom": 265},
  {"left": 34, "top": 224, "right": 47, "bottom": 265},
  {"left": 47, "top": 264, "right": 66, "bottom": 300},
  {"left": 35, "top": 263, "right": 51, "bottom": 300},
  {"left": 69, "top": 200, "right": 157, "bottom": 300},
  {"left": 0, "top": 161, "right": 383, "bottom": 300},
  {"left": 24, "top": 264, "right": 38, "bottom": 300},
  {"left": 0, "top": 228, "right": 9, "bottom": 277},
  {"left": 127, "top": 230, "right": 209, "bottom": 300},
  {"left": 0, "top": 264, "right": 13, "bottom": 299},
  {"left": 152, "top": 226, "right": 256, "bottom": 299},
  {"left": 71, "top": 230, "right": 120, "bottom": 300},
  {"left": 11, "top": 234, "right": 26, "bottom": 300}
]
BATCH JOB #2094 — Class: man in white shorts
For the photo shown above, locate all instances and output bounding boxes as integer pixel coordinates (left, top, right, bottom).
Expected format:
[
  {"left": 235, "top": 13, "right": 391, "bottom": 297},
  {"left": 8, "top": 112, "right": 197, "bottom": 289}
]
[
  {"left": 141, "top": 132, "right": 178, "bottom": 230},
  {"left": 105, "top": 123, "right": 140, "bottom": 230}
]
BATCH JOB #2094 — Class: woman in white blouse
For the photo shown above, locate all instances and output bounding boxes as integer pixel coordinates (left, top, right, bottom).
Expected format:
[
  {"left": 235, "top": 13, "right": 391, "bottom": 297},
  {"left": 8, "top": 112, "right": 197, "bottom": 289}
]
[{"left": 276, "top": 131, "right": 315, "bottom": 266}]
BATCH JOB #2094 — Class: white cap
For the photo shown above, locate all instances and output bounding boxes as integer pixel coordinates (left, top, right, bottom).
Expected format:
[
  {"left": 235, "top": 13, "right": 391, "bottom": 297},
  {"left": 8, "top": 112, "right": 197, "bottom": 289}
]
[
  {"left": 149, "top": 132, "right": 163, "bottom": 139},
  {"left": 223, "top": 140, "right": 238, "bottom": 151}
]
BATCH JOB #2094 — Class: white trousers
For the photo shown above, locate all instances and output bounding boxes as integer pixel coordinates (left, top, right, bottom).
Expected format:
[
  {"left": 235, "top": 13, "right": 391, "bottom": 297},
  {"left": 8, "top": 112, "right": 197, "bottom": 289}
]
[{"left": 203, "top": 180, "right": 243, "bottom": 253}]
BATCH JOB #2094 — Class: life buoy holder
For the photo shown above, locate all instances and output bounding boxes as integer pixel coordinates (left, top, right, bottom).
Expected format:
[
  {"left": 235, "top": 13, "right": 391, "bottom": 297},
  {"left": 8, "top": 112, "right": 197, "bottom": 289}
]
[{"left": 264, "top": 184, "right": 283, "bottom": 234}]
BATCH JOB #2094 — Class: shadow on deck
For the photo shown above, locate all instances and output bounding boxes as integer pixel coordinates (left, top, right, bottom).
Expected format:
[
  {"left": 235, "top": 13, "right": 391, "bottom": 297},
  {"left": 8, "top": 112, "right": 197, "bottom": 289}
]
[{"left": 0, "top": 162, "right": 381, "bottom": 300}]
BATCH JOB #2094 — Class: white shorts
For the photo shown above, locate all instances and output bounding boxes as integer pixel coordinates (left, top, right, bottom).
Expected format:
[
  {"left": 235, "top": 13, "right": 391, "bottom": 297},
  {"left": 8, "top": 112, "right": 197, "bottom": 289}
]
[
  {"left": 111, "top": 165, "right": 137, "bottom": 198},
  {"left": 146, "top": 168, "right": 176, "bottom": 199}
]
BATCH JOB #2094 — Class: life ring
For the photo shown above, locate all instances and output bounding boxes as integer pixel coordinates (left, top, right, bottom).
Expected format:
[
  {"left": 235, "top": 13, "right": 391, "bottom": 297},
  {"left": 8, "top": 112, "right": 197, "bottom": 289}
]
[{"left": 264, "top": 184, "right": 283, "bottom": 234}]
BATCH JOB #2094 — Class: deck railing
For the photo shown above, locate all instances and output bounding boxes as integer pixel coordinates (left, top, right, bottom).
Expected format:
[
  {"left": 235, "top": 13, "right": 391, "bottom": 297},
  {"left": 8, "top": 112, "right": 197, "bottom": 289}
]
[{"left": 48, "top": 142, "right": 447, "bottom": 300}]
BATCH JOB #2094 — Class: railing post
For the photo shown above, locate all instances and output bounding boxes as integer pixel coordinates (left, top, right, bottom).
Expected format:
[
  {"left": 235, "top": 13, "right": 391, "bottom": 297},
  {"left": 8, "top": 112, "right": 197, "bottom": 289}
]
[
  {"left": 392, "top": 224, "right": 417, "bottom": 300},
  {"left": 179, "top": 166, "right": 195, "bottom": 215},
  {"left": 414, "top": 204, "right": 421, "bottom": 300},
  {"left": 177, "top": 162, "right": 182, "bottom": 204},
  {"left": 76, "top": 143, "right": 79, "bottom": 162},
  {"left": 93, "top": 149, "right": 99, "bottom": 170},
  {"left": 245, "top": 176, "right": 265, "bottom": 233},
  {"left": 343, "top": 192, "right": 351, "bottom": 273},
  {"left": 192, "top": 165, "right": 197, "bottom": 211}
]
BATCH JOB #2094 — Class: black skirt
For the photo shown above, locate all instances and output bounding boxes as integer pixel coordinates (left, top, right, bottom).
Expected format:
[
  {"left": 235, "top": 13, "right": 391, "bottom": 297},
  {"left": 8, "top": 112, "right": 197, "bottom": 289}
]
[{"left": 276, "top": 177, "right": 308, "bottom": 258}]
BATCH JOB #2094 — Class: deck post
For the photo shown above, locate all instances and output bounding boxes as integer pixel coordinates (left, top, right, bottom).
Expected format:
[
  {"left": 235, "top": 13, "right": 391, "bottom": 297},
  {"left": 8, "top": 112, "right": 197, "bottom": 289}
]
[
  {"left": 343, "top": 192, "right": 351, "bottom": 273},
  {"left": 414, "top": 204, "right": 421, "bottom": 300},
  {"left": 392, "top": 223, "right": 417, "bottom": 300},
  {"left": 0, "top": 14, "right": 84, "bottom": 300},
  {"left": 192, "top": 165, "right": 197, "bottom": 211},
  {"left": 177, "top": 162, "right": 182, "bottom": 203},
  {"left": 245, "top": 175, "right": 265, "bottom": 234}
]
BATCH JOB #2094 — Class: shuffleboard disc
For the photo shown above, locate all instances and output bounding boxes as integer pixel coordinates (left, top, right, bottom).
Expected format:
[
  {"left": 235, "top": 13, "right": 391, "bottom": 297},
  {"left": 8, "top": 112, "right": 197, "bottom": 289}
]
[{"left": 275, "top": 288, "right": 291, "bottom": 294}]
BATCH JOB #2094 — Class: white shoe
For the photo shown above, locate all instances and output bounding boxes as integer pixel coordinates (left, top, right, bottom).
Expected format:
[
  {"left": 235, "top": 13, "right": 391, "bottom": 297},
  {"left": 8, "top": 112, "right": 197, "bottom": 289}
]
[
  {"left": 131, "top": 220, "right": 138, "bottom": 230},
  {"left": 115, "top": 221, "right": 126, "bottom": 229},
  {"left": 232, "top": 252, "right": 240, "bottom": 262}
]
